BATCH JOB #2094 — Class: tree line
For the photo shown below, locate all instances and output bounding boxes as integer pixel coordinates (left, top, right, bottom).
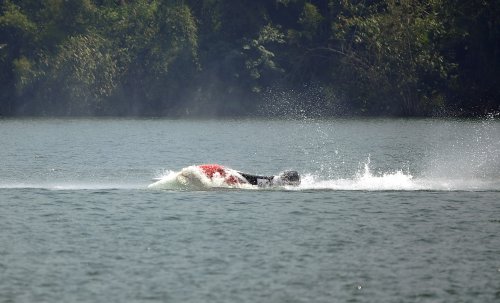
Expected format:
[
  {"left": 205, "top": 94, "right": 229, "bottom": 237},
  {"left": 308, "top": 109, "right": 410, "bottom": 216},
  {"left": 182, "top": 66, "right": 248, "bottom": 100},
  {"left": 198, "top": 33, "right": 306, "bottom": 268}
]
[{"left": 1, "top": 0, "right": 499, "bottom": 117}]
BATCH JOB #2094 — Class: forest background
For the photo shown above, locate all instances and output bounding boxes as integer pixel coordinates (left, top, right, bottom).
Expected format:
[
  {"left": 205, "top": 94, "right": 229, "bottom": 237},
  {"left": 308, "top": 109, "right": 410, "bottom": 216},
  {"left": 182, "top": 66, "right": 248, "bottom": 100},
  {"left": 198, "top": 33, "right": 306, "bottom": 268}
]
[{"left": 1, "top": 0, "right": 499, "bottom": 117}]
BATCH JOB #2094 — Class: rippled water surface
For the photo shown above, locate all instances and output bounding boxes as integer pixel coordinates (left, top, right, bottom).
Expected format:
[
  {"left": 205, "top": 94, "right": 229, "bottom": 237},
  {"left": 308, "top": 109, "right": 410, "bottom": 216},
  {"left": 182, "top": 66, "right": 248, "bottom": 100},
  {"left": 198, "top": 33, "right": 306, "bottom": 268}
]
[{"left": 1, "top": 118, "right": 499, "bottom": 302}]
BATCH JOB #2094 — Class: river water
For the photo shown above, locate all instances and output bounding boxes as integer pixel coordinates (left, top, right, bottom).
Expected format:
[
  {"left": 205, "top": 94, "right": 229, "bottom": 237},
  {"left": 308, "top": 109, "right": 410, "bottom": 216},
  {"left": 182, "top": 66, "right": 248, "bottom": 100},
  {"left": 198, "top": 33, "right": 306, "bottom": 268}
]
[{"left": 1, "top": 118, "right": 499, "bottom": 302}]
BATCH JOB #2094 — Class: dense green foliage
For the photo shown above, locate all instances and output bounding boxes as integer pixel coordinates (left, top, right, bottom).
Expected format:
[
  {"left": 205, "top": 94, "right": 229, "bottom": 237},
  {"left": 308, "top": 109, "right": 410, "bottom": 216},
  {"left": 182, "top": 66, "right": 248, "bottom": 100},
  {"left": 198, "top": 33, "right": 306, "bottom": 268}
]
[{"left": 0, "top": 0, "right": 498, "bottom": 116}]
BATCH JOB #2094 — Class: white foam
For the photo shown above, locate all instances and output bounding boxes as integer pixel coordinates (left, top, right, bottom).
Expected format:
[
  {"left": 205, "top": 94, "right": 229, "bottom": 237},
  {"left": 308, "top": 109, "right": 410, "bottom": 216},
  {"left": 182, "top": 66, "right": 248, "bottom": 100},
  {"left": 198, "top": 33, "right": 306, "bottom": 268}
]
[
  {"left": 148, "top": 163, "right": 499, "bottom": 192},
  {"left": 294, "top": 162, "right": 499, "bottom": 191},
  {"left": 295, "top": 163, "right": 421, "bottom": 191},
  {"left": 147, "top": 166, "right": 254, "bottom": 190}
]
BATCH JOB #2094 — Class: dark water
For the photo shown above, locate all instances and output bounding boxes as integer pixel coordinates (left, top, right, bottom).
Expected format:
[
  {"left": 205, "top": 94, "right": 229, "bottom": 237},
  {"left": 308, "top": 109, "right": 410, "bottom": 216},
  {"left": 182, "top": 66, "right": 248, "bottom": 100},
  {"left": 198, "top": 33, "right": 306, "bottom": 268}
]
[{"left": 1, "top": 118, "right": 499, "bottom": 302}]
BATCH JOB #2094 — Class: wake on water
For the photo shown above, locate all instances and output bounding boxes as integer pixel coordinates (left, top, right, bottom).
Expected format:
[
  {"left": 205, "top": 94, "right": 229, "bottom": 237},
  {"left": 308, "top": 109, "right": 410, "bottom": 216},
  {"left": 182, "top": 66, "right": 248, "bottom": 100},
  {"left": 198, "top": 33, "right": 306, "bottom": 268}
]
[
  {"left": 0, "top": 182, "right": 142, "bottom": 191},
  {"left": 147, "top": 162, "right": 500, "bottom": 192},
  {"left": 1, "top": 161, "right": 497, "bottom": 192}
]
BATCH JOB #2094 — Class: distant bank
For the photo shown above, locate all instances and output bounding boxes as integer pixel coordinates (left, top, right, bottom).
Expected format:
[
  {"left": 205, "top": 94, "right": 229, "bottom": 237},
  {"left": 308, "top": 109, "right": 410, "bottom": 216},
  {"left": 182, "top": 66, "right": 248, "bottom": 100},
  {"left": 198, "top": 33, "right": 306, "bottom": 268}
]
[{"left": 1, "top": 1, "right": 499, "bottom": 117}]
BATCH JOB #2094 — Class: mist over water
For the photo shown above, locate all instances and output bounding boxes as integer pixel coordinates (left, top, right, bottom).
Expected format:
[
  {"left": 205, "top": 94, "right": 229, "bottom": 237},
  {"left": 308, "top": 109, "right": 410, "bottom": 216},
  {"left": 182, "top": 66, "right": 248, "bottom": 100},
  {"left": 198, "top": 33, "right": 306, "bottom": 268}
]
[
  {"left": 296, "top": 117, "right": 500, "bottom": 191},
  {"left": 423, "top": 119, "right": 500, "bottom": 181}
]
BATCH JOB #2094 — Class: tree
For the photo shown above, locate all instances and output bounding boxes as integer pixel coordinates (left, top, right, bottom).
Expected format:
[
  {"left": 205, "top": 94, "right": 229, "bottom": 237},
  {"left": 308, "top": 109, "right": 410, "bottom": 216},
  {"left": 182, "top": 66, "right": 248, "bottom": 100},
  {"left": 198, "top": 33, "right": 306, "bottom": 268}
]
[
  {"left": 39, "top": 33, "right": 118, "bottom": 115},
  {"left": 326, "top": 0, "right": 450, "bottom": 115},
  {"left": 0, "top": 0, "right": 37, "bottom": 114},
  {"left": 439, "top": 0, "right": 500, "bottom": 114},
  {"left": 92, "top": 0, "right": 200, "bottom": 114}
]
